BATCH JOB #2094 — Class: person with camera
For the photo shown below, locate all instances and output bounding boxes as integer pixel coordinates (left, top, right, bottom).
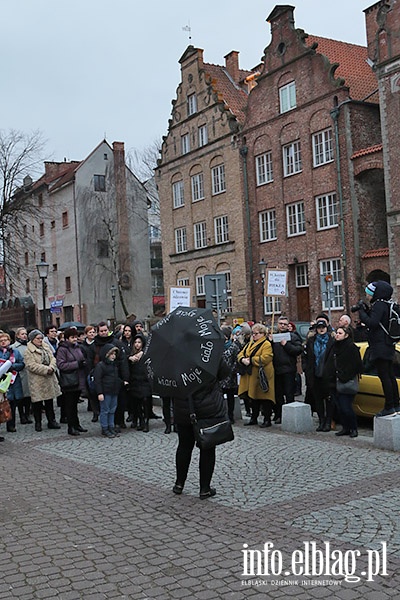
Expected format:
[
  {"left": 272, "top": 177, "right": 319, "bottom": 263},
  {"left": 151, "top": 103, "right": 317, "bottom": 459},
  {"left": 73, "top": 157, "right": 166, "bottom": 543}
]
[{"left": 353, "top": 281, "right": 400, "bottom": 417}]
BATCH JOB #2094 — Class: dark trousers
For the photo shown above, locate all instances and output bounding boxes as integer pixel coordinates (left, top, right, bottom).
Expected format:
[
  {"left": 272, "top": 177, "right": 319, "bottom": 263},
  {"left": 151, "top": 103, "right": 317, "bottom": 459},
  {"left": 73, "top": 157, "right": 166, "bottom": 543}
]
[
  {"left": 18, "top": 396, "right": 31, "bottom": 422},
  {"left": 32, "top": 400, "right": 56, "bottom": 424},
  {"left": 222, "top": 388, "right": 236, "bottom": 421},
  {"left": 114, "top": 388, "right": 127, "bottom": 426},
  {"left": 88, "top": 388, "right": 100, "bottom": 416},
  {"left": 162, "top": 397, "right": 173, "bottom": 426},
  {"left": 7, "top": 398, "right": 18, "bottom": 429},
  {"left": 175, "top": 424, "right": 215, "bottom": 492},
  {"left": 251, "top": 399, "right": 274, "bottom": 421},
  {"left": 375, "top": 358, "right": 400, "bottom": 410},
  {"left": 274, "top": 372, "right": 296, "bottom": 419},
  {"left": 336, "top": 392, "right": 357, "bottom": 431},
  {"left": 63, "top": 389, "right": 81, "bottom": 430}
]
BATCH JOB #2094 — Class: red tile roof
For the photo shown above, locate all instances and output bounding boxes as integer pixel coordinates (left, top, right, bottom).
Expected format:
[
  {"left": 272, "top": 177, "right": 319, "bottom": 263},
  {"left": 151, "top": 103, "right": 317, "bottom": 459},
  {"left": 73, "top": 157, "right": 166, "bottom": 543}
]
[
  {"left": 307, "top": 35, "right": 379, "bottom": 102},
  {"left": 32, "top": 161, "right": 80, "bottom": 193},
  {"left": 362, "top": 247, "right": 389, "bottom": 258},
  {"left": 351, "top": 144, "right": 383, "bottom": 159},
  {"left": 202, "top": 63, "right": 251, "bottom": 124}
]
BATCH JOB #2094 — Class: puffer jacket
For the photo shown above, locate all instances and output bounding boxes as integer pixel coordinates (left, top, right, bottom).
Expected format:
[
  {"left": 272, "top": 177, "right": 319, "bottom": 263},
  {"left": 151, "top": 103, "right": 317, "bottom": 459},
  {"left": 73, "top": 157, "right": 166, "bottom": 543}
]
[
  {"left": 56, "top": 340, "right": 87, "bottom": 392},
  {"left": 358, "top": 280, "right": 395, "bottom": 361},
  {"left": 237, "top": 336, "right": 275, "bottom": 403},
  {"left": 94, "top": 344, "right": 123, "bottom": 396},
  {"left": 24, "top": 341, "right": 61, "bottom": 403}
]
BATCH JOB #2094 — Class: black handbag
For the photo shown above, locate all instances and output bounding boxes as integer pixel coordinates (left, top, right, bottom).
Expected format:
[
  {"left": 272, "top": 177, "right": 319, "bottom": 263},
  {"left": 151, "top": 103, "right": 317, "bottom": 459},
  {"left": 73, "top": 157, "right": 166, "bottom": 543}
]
[
  {"left": 258, "top": 363, "right": 269, "bottom": 392},
  {"left": 58, "top": 370, "right": 79, "bottom": 391},
  {"left": 188, "top": 396, "right": 234, "bottom": 450},
  {"left": 336, "top": 376, "right": 359, "bottom": 395}
]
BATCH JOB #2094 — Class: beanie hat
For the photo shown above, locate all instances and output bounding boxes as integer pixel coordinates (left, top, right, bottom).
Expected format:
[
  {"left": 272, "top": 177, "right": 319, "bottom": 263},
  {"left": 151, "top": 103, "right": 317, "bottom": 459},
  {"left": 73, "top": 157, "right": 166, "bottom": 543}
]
[
  {"left": 316, "top": 312, "right": 329, "bottom": 323},
  {"left": 28, "top": 329, "right": 43, "bottom": 341},
  {"left": 365, "top": 282, "right": 376, "bottom": 297},
  {"left": 232, "top": 325, "right": 241, "bottom": 335},
  {"left": 64, "top": 327, "right": 78, "bottom": 339}
]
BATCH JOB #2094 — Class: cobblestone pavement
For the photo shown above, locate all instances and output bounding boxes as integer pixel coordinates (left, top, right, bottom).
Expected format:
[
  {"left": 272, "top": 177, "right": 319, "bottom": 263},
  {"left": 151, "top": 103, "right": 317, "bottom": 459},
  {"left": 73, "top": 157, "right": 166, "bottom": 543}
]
[{"left": 1, "top": 402, "right": 400, "bottom": 599}]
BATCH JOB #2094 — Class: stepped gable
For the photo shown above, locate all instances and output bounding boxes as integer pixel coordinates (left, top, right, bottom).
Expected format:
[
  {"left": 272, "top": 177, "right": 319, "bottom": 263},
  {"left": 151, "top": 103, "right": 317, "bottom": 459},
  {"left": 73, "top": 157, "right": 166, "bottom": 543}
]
[
  {"left": 307, "top": 35, "right": 379, "bottom": 102},
  {"left": 202, "top": 61, "right": 252, "bottom": 124}
]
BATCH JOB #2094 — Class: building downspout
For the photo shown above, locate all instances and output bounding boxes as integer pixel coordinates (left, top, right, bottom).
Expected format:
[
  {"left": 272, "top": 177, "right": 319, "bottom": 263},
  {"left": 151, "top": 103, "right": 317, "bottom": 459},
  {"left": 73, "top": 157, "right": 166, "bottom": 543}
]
[
  {"left": 72, "top": 182, "right": 82, "bottom": 321},
  {"left": 240, "top": 144, "right": 256, "bottom": 321},
  {"left": 330, "top": 105, "right": 350, "bottom": 312}
]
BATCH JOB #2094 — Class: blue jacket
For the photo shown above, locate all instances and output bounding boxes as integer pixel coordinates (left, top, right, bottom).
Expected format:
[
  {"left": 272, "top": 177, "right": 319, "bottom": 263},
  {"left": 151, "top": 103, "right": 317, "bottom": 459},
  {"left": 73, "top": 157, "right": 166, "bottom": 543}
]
[{"left": 1, "top": 346, "right": 24, "bottom": 401}]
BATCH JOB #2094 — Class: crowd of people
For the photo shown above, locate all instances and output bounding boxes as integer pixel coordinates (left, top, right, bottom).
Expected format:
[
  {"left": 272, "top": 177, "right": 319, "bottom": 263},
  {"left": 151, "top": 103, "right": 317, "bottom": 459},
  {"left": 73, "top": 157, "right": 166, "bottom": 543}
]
[{"left": 1, "top": 279, "right": 398, "bottom": 497}]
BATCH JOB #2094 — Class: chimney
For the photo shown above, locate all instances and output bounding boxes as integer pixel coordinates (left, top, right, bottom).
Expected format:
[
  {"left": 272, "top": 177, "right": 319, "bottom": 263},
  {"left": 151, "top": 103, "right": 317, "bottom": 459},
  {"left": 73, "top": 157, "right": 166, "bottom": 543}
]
[
  {"left": 224, "top": 51, "right": 240, "bottom": 83},
  {"left": 113, "top": 141, "right": 132, "bottom": 289}
]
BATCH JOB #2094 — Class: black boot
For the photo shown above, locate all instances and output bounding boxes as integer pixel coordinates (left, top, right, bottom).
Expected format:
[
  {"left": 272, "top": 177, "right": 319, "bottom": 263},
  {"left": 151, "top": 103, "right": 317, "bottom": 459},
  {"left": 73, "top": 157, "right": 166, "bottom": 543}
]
[{"left": 142, "top": 419, "right": 150, "bottom": 433}]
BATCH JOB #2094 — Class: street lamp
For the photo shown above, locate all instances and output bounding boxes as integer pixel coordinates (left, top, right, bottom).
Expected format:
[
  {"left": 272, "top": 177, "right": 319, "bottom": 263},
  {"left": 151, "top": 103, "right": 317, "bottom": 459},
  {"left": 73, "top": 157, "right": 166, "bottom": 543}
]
[
  {"left": 36, "top": 260, "right": 49, "bottom": 331},
  {"left": 110, "top": 284, "right": 117, "bottom": 323},
  {"left": 258, "top": 259, "right": 267, "bottom": 320}
]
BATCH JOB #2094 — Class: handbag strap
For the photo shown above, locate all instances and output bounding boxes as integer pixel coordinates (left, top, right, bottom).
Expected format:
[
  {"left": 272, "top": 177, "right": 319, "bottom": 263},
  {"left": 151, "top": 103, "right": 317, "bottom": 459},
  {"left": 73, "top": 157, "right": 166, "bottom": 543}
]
[{"left": 188, "top": 395, "right": 197, "bottom": 424}]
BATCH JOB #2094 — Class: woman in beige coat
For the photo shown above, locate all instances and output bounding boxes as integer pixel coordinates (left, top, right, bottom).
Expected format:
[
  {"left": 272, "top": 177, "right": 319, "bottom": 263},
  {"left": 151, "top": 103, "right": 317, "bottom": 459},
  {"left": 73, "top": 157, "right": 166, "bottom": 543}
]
[
  {"left": 237, "top": 323, "right": 275, "bottom": 427},
  {"left": 24, "top": 329, "right": 61, "bottom": 432}
]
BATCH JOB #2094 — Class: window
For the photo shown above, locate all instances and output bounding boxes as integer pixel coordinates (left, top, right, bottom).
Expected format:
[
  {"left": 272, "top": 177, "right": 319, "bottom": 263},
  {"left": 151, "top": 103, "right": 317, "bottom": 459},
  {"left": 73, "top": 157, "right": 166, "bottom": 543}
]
[
  {"left": 39, "top": 223, "right": 44, "bottom": 237},
  {"left": 259, "top": 209, "right": 277, "bottom": 242},
  {"left": 187, "top": 93, "right": 197, "bottom": 116},
  {"left": 38, "top": 193, "right": 43, "bottom": 207},
  {"left": 181, "top": 134, "right": 190, "bottom": 155},
  {"left": 149, "top": 225, "right": 161, "bottom": 241},
  {"left": 211, "top": 165, "right": 226, "bottom": 195},
  {"left": 316, "top": 193, "right": 338, "bottom": 230},
  {"left": 286, "top": 201, "right": 305, "bottom": 236},
  {"left": 23, "top": 225, "right": 27, "bottom": 238},
  {"left": 40, "top": 252, "right": 46, "bottom": 262},
  {"left": 62, "top": 211, "right": 69, "bottom": 228},
  {"left": 279, "top": 81, "right": 296, "bottom": 113},
  {"left": 320, "top": 259, "right": 343, "bottom": 309},
  {"left": 196, "top": 275, "right": 205, "bottom": 296},
  {"left": 198, "top": 125, "right": 208, "bottom": 147},
  {"left": 214, "top": 215, "right": 229, "bottom": 244},
  {"left": 24, "top": 252, "right": 29, "bottom": 266},
  {"left": 283, "top": 141, "right": 302, "bottom": 176},
  {"left": 264, "top": 296, "right": 282, "bottom": 315},
  {"left": 94, "top": 174, "right": 106, "bottom": 191},
  {"left": 25, "top": 278, "right": 30, "bottom": 293},
  {"left": 51, "top": 220, "right": 55, "bottom": 229},
  {"left": 65, "top": 276, "right": 71, "bottom": 293},
  {"left": 295, "top": 264, "right": 309, "bottom": 287},
  {"left": 172, "top": 181, "right": 184, "bottom": 208},
  {"left": 97, "top": 240, "right": 109, "bottom": 258},
  {"left": 217, "top": 270, "right": 232, "bottom": 312},
  {"left": 191, "top": 173, "right": 204, "bottom": 202},
  {"left": 175, "top": 227, "right": 187, "bottom": 253},
  {"left": 177, "top": 277, "right": 189, "bottom": 286},
  {"left": 194, "top": 222, "right": 207, "bottom": 249},
  {"left": 312, "top": 128, "right": 333, "bottom": 167},
  {"left": 255, "top": 152, "right": 273, "bottom": 186},
  {"left": 53, "top": 264, "right": 58, "bottom": 272}
]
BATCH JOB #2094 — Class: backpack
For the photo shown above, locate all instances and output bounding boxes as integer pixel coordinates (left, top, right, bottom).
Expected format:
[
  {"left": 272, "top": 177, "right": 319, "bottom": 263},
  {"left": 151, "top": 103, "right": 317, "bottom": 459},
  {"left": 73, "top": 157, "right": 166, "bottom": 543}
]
[{"left": 379, "top": 300, "right": 400, "bottom": 343}]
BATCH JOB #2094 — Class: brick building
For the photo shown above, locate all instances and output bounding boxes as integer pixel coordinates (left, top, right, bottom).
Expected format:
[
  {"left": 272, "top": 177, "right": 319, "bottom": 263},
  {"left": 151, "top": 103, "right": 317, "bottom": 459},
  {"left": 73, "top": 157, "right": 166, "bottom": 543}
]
[
  {"left": 156, "top": 46, "right": 256, "bottom": 319},
  {"left": 242, "top": 5, "right": 384, "bottom": 322},
  {"left": 365, "top": 0, "right": 400, "bottom": 299}
]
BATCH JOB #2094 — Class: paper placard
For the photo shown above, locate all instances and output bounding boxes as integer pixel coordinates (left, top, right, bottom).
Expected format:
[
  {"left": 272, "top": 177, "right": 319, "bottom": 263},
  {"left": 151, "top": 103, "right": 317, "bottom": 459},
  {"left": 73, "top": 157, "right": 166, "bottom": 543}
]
[
  {"left": 272, "top": 332, "right": 291, "bottom": 343},
  {"left": 169, "top": 286, "right": 192, "bottom": 313}
]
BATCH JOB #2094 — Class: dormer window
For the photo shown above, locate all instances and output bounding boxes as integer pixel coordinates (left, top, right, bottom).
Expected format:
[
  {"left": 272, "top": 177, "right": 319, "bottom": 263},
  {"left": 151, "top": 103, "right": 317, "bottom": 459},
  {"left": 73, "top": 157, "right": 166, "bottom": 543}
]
[
  {"left": 187, "top": 93, "right": 197, "bottom": 116},
  {"left": 279, "top": 81, "right": 296, "bottom": 113}
]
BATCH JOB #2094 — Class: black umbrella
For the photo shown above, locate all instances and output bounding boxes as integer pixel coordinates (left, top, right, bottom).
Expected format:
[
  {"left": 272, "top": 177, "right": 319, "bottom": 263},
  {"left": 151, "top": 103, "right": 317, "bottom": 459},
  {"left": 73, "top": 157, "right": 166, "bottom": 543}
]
[
  {"left": 144, "top": 307, "right": 225, "bottom": 399},
  {"left": 58, "top": 321, "right": 86, "bottom": 331}
]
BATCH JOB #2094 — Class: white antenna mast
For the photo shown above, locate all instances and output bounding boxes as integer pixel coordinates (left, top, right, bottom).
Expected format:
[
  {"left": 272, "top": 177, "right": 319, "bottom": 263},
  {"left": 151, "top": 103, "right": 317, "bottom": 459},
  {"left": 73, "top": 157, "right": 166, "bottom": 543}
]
[{"left": 182, "top": 21, "right": 192, "bottom": 41}]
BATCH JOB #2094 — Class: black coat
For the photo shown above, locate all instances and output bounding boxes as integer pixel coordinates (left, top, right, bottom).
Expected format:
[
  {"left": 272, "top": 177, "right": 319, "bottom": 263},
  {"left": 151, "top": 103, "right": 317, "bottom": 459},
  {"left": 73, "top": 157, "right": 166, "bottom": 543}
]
[
  {"left": 358, "top": 280, "right": 394, "bottom": 361},
  {"left": 85, "top": 333, "right": 129, "bottom": 380},
  {"left": 324, "top": 337, "right": 363, "bottom": 392},
  {"left": 273, "top": 331, "right": 303, "bottom": 375},
  {"left": 128, "top": 355, "right": 152, "bottom": 399},
  {"left": 93, "top": 344, "right": 123, "bottom": 396},
  {"left": 303, "top": 332, "right": 336, "bottom": 399}
]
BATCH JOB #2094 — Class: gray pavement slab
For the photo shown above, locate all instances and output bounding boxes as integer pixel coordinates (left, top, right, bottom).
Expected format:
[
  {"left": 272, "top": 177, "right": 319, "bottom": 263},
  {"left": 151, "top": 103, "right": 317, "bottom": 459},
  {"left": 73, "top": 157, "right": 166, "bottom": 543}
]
[{"left": 1, "top": 402, "right": 400, "bottom": 598}]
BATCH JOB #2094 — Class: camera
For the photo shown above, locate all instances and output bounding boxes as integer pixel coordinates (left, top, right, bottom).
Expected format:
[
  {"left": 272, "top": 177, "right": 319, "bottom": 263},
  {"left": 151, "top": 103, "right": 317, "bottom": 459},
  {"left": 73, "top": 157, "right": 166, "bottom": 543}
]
[{"left": 350, "top": 300, "right": 367, "bottom": 313}]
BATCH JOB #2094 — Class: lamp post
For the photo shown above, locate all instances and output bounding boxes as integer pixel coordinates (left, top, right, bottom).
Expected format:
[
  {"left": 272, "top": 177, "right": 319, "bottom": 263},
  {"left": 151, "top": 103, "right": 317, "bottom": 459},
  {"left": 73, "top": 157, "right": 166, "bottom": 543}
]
[
  {"left": 36, "top": 260, "right": 49, "bottom": 331},
  {"left": 258, "top": 259, "right": 267, "bottom": 321},
  {"left": 110, "top": 284, "right": 117, "bottom": 324}
]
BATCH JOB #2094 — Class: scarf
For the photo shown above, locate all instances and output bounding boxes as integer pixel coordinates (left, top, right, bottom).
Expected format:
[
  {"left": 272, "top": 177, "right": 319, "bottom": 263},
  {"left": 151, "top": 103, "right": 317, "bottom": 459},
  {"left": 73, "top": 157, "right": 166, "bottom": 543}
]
[
  {"left": 41, "top": 347, "right": 51, "bottom": 366},
  {"left": 314, "top": 332, "right": 329, "bottom": 369}
]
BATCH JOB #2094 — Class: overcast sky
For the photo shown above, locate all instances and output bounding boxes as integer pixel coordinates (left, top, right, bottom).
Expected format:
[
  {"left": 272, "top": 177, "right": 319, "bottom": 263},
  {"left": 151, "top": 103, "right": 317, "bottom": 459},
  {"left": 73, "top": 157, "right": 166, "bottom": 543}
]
[{"left": 3, "top": 1, "right": 371, "bottom": 164}]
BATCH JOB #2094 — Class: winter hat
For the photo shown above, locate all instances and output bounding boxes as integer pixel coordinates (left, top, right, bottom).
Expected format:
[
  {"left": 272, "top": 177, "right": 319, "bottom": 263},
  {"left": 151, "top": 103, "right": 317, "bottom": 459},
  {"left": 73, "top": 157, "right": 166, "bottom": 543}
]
[
  {"left": 365, "top": 282, "right": 376, "bottom": 297},
  {"left": 28, "top": 329, "right": 43, "bottom": 341},
  {"left": 316, "top": 312, "right": 329, "bottom": 323},
  {"left": 240, "top": 323, "right": 252, "bottom": 336},
  {"left": 64, "top": 327, "right": 78, "bottom": 339},
  {"left": 221, "top": 326, "right": 232, "bottom": 339},
  {"left": 232, "top": 325, "right": 241, "bottom": 335}
]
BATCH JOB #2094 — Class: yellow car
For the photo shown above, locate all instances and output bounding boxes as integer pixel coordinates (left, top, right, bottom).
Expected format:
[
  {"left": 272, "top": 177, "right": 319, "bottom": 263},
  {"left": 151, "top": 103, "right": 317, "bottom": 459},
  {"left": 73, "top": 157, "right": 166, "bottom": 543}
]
[{"left": 353, "top": 342, "right": 400, "bottom": 418}]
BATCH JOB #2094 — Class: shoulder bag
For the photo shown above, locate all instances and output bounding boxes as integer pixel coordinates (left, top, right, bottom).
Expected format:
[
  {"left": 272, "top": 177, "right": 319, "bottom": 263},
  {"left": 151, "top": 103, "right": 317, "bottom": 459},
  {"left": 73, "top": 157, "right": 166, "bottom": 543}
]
[
  {"left": 0, "top": 396, "right": 11, "bottom": 423},
  {"left": 334, "top": 354, "right": 359, "bottom": 395},
  {"left": 258, "top": 359, "right": 269, "bottom": 393},
  {"left": 188, "top": 395, "right": 234, "bottom": 451}
]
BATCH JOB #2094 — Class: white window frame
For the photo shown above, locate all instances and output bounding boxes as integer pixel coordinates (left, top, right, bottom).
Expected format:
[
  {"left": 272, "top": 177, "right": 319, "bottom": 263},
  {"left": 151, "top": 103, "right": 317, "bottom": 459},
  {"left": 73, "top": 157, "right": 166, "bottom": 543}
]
[
  {"left": 187, "top": 93, "right": 197, "bottom": 116},
  {"left": 172, "top": 180, "right": 184, "bottom": 209},
  {"left": 177, "top": 277, "right": 189, "bottom": 287},
  {"left": 279, "top": 81, "right": 296, "bottom": 113},
  {"left": 286, "top": 201, "right": 305, "bottom": 237},
  {"left": 211, "top": 164, "right": 226, "bottom": 195},
  {"left": 312, "top": 128, "right": 334, "bottom": 167},
  {"left": 181, "top": 133, "right": 190, "bottom": 155},
  {"left": 283, "top": 141, "right": 302, "bottom": 177},
  {"left": 316, "top": 192, "right": 338, "bottom": 230},
  {"left": 196, "top": 275, "right": 205, "bottom": 296},
  {"left": 256, "top": 152, "right": 273, "bottom": 186},
  {"left": 264, "top": 296, "right": 282, "bottom": 315},
  {"left": 191, "top": 173, "right": 204, "bottom": 202},
  {"left": 295, "top": 264, "right": 309, "bottom": 288},
  {"left": 175, "top": 227, "right": 187, "bottom": 253},
  {"left": 259, "top": 209, "right": 277, "bottom": 242},
  {"left": 194, "top": 221, "right": 207, "bottom": 249},
  {"left": 320, "top": 259, "right": 343, "bottom": 310},
  {"left": 198, "top": 124, "right": 208, "bottom": 147},
  {"left": 214, "top": 215, "right": 229, "bottom": 244}
]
